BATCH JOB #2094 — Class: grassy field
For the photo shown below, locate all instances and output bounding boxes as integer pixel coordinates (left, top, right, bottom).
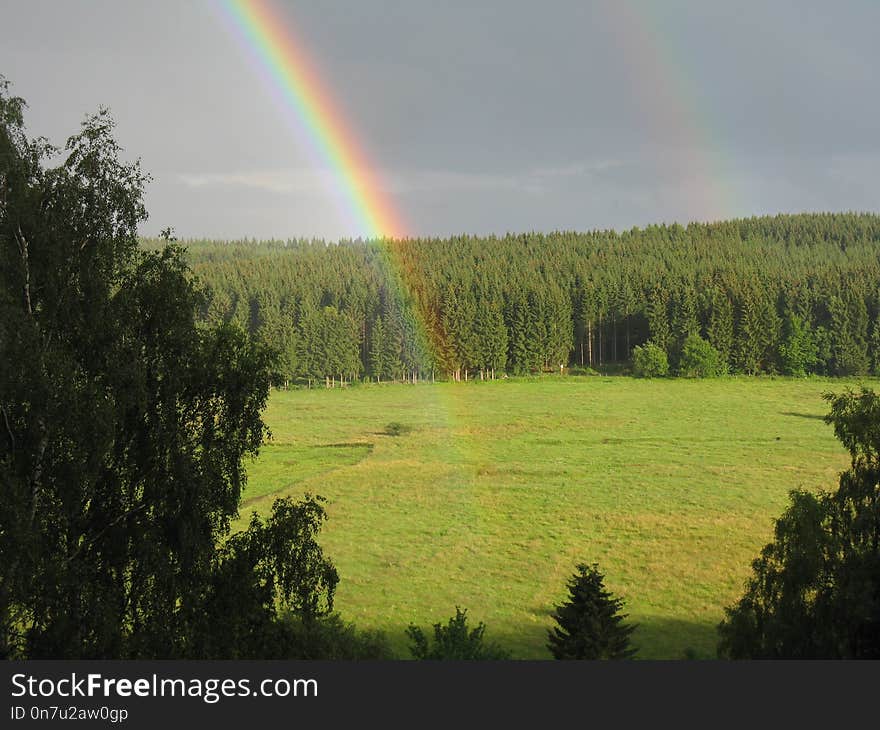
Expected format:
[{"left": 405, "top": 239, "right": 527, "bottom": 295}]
[{"left": 236, "top": 376, "right": 871, "bottom": 659}]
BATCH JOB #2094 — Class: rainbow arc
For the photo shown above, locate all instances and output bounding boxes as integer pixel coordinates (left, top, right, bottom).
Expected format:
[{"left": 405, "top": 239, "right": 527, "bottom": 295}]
[{"left": 220, "top": 0, "right": 406, "bottom": 240}]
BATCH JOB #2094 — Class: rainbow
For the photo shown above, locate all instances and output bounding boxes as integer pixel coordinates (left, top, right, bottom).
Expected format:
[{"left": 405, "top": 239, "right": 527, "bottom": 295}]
[
  {"left": 218, "top": 0, "right": 743, "bottom": 238},
  {"left": 605, "top": 2, "right": 745, "bottom": 224},
  {"left": 217, "top": 0, "right": 407, "bottom": 240}
]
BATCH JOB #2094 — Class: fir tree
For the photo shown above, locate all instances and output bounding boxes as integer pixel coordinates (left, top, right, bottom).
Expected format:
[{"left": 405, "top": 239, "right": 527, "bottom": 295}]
[
  {"left": 547, "top": 564, "right": 638, "bottom": 660},
  {"left": 871, "top": 317, "right": 880, "bottom": 376},
  {"left": 829, "top": 293, "right": 870, "bottom": 375},
  {"left": 646, "top": 287, "right": 671, "bottom": 354},
  {"left": 706, "top": 286, "right": 734, "bottom": 369},
  {"left": 369, "top": 315, "right": 387, "bottom": 381}
]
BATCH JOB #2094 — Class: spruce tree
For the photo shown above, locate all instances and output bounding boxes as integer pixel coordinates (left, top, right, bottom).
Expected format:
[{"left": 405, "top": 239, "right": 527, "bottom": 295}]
[
  {"left": 734, "top": 293, "right": 762, "bottom": 374},
  {"left": 829, "top": 293, "right": 870, "bottom": 375},
  {"left": 369, "top": 315, "right": 386, "bottom": 381},
  {"left": 646, "top": 286, "right": 671, "bottom": 354},
  {"left": 547, "top": 564, "right": 638, "bottom": 660},
  {"left": 706, "top": 286, "right": 734, "bottom": 368}
]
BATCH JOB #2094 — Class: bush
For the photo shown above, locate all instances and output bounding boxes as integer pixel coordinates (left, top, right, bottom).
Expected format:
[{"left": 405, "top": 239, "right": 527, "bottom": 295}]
[
  {"left": 568, "top": 365, "right": 601, "bottom": 377},
  {"left": 384, "top": 421, "right": 413, "bottom": 436},
  {"left": 407, "top": 607, "right": 510, "bottom": 659},
  {"left": 631, "top": 341, "right": 669, "bottom": 378},
  {"left": 547, "top": 563, "right": 638, "bottom": 659},
  {"left": 274, "top": 612, "right": 395, "bottom": 659},
  {"left": 678, "top": 334, "right": 725, "bottom": 377}
]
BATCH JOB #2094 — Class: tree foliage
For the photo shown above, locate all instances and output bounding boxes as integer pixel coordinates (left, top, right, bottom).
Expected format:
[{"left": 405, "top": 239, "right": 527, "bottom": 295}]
[
  {"left": 406, "top": 607, "right": 510, "bottom": 660},
  {"left": 778, "top": 312, "right": 818, "bottom": 376},
  {"left": 547, "top": 564, "right": 638, "bottom": 659},
  {"left": 631, "top": 341, "right": 669, "bottom": 378},
  {"left": 678, "top": 334, "right": 726, "bottom": 377},
  {"left": 161, "top": 213, "right": 880, "bottom": 383},
  {"left": 718, "top": 387, "right": 880, "bottom": 658},
  {"left": 0, "top": 79, "right": 336, "bottom": 658}
]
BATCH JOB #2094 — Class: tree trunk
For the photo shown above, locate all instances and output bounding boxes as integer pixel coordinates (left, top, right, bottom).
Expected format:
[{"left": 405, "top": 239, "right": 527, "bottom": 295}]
[
  {"left": 612, "top": 315, "right": 618, "bottom": 362},
  {"left": 587, "top": 320, "right": 593, "bottom": 367}
]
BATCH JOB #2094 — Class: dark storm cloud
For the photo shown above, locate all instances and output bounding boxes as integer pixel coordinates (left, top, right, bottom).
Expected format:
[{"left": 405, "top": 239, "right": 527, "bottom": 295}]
[{"left": 1, "top": 0, "right": 877, "bottom": 239}]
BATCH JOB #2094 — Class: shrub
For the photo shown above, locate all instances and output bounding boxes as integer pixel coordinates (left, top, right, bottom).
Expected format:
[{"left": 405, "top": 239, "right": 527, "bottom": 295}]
[
  {"left": 274, "top": 612, "right": 395, "bottom": 659},
  {"left": 407, "top": 607, "right": 510, "bottom": 659},
  {"left": 385, "top": 421, "right": 413, "bottom": 436},
  {"left": 678, "top": 334, "right": 725, "bottom": 377},
  {"left": 632, "top": 341, "right": 669, "bottom": 378}
]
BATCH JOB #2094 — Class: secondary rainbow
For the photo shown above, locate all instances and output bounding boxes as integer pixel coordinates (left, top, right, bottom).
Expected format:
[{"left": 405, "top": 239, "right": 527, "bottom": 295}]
[
  {"left": 219, "top": 0, "right": 407, "bottom": 239},
  {"left": 605, "top": 1, "right": 746, "bottom": 223}
]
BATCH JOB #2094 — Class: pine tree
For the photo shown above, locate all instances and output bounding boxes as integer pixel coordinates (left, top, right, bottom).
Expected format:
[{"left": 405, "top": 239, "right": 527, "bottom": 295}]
[
  {"left": 829, "top": 293, "right": 870, "bottom": 375},
  {"left": 369, "top": 315, "right": 386, "bottom": 381},
  {"left": 706, "top": 287, "right": 734, "bottom": 369},
  {"left": 734, "top": 293, "right": 762, "bottom": 374},
  {"left": 755, "top": 290, "right": 782, "bottom": 373},
  {"left": 505, "top": 291, "right": 530, "bottom": 375},
  {"left": 547, "top": 564, "right": 638, "bottom": 660},
  {"left": 646, "top": 286, "right": 671, "bottom": 354},
  {"left": 295, "top": 301, "right": 321, "bottom": 386},
  {"left": 672, "top": 288, "right": 700, "bottom": 358},
  {"left": 485, "top": 298, "right": 508, "bottom": 377},
  {"left": 871, "top": 317, "right": 880, "bottom": 375}
]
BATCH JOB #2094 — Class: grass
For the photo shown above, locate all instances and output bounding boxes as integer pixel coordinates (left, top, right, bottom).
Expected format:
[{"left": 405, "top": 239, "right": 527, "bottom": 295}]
[{"left": 235, "top": 375, "right": 871, "bottom": 659}]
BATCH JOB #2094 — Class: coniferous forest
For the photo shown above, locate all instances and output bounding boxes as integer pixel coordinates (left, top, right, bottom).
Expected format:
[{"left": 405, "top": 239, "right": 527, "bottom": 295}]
[{"left": 159, "top": 212, "right": 880, "bottom": 385}]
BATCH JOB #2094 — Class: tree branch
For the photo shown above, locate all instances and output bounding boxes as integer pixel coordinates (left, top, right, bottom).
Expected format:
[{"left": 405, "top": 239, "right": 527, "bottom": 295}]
[
  {"left": 14, "top": 224, "right": 32, "bottom": 315},
  {"left": 67, "top": 503, "right": 149, "bottom": 564},
  {"left": 0, "top": 405, "right": 13, "bottom": 455}
]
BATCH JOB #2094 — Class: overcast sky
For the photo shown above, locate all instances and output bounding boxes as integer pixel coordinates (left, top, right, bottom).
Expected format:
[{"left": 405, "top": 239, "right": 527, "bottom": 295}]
[{"left": 1, "top": 0, "right": 877, "bottom": 240}]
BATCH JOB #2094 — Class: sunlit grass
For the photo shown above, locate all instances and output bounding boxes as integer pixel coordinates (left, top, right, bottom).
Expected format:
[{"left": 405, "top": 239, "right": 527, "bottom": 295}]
[{"left": 236, "top": 376, "right": 868, "bottom": 658}]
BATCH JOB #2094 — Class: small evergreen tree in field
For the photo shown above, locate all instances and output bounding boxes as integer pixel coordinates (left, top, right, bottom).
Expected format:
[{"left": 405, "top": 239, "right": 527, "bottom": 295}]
[
  {"left": 631, "top": 341, "right": 669, "bottom": 377},
  {"left": 548, "top": 564, "right": 637, "bottom": 659}
]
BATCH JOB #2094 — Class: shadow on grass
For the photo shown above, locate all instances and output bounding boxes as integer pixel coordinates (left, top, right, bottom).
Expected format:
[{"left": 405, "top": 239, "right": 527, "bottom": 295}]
[
  {"left": 482, "top": 615, "right": 721, "bottom": 661},
  {"left": 781, "top": 411, "right": 826, "bottom": 421},
  {"left": 318, "top": 442, "right": 375, "bottom": 452}
]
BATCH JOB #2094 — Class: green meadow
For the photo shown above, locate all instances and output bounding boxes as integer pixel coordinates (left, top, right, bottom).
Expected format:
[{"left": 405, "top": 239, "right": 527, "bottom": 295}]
[{"left": 237, "top": 376, "right": 870, "bottom": 659}]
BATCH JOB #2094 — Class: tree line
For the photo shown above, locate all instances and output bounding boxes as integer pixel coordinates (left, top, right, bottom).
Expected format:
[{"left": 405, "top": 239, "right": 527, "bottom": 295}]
[{"left": 153, "top": 212, "right": 880, "bottom": 385}]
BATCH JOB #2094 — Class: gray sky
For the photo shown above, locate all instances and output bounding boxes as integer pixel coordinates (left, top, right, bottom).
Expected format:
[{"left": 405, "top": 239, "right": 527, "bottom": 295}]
[{"left": 1, "top": 0, "right": 877, "bottom": 240}]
